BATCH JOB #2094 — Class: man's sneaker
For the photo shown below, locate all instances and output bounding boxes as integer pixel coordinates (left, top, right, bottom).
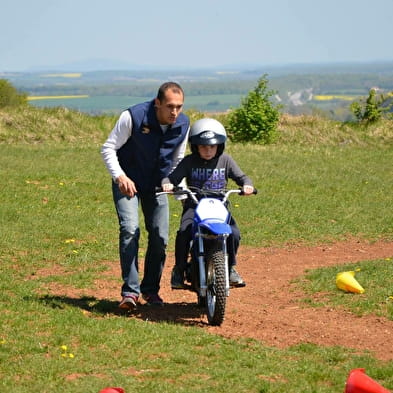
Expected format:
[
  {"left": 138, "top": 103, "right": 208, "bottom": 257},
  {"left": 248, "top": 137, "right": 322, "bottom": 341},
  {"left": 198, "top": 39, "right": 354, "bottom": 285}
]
[
  {"left": 229, "top": 267, "right": 246, "bottom": 288},
  {"left": 119, "top": 294, "right": 138, "bottom": 310},
  {"left": 171, "top": 266, "right": 185, "bottom": 289},
  {"left": 142, "top": 293, "right": 164, "bottom": 306}
]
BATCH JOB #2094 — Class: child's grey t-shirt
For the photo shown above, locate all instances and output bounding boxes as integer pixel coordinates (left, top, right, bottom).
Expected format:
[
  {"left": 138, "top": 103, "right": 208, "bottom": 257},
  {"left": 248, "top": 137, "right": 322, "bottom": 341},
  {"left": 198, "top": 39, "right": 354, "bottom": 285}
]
[{"left": 163, "top": 153, "right": 253, "bottom": 191}]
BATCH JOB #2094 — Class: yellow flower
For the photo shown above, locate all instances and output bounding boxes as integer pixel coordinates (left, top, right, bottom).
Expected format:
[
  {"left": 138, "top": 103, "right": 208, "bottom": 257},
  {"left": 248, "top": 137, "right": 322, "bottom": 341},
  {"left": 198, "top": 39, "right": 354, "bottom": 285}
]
[
  {"left": 69, "top": 353, "right": 75, "bottom": 358},
  {"left": 60, "top": 345, "right": 68, "bottom": 351},
  {"left": 72, "top": 250, "right": 78, "bottom": 254},
  {"left": 65, "top": 239, "right": 75, "bottom": 244}
]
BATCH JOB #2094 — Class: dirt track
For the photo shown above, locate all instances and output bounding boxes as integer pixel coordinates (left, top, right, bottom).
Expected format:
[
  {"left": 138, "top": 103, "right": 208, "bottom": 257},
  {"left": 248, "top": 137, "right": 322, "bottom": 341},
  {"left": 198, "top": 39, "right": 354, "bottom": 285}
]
[{"left": 42, "top": 239, "right": 393, "bottom": 361}]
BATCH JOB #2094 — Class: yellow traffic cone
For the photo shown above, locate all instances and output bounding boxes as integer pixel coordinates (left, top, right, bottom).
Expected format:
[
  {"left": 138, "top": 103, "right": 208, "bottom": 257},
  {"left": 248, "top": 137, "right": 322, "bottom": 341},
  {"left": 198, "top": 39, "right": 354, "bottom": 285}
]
[{"left": 336, "top": 271, "right": 365, "bottom": 294}]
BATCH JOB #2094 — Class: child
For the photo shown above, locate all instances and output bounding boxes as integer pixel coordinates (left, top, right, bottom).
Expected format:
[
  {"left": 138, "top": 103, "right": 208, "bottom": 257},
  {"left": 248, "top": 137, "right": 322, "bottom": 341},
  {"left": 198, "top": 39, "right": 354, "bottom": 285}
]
[{"left": 161, "top": 118, "right": 254, "bottom": 289}]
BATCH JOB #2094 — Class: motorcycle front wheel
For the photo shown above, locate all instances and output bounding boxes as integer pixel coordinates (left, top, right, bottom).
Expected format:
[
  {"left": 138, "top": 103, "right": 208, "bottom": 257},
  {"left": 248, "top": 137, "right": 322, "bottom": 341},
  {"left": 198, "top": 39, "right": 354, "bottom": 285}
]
[{"left": 205, "top": 245, "right": 226, "bottom": 326}]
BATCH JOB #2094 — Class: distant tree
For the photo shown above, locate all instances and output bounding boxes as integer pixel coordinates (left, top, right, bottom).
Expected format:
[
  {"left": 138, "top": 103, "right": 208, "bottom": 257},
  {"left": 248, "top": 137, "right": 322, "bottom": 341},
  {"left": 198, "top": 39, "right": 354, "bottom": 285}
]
[
  {"left": 226, "top": 75, "right": 281, "bottom": 144},
  {"left": 350, "top": 89, "right": 393, "bottom": 123},
  {"left": 0, "top": 79, "right": 28, "bottom": 108}
]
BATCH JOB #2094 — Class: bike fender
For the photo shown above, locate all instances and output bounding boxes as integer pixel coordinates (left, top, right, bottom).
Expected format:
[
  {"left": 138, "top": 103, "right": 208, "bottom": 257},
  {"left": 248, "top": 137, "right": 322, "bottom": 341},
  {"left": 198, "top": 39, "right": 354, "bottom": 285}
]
[{"left": 200, "top": 220, "right": 232, "bottom": 235}]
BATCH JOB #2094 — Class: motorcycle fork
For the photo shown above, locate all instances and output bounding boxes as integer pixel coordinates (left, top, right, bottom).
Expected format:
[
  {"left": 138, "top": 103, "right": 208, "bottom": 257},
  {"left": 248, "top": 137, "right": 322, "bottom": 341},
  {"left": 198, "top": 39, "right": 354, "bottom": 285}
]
[
  {"left": 195, "top": 230, "right": 207, "bottom": 297},
  {"left": 222, "top": 235, "right": 230, "bottom": 296}
]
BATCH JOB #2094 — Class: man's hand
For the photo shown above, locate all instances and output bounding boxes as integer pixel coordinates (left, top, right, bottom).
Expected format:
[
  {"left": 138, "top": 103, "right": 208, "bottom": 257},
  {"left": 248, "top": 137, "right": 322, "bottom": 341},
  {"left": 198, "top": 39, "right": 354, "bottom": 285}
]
[{"left": 116, "top": 175, "right": 137, "bottom": 197}]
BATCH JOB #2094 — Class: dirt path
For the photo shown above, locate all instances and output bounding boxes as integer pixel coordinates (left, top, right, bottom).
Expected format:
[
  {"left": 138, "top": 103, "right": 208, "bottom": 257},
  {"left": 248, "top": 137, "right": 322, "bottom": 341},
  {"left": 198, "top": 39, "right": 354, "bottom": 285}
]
[
  {"left": 44, "top": 239, "right": 393, "bottom": 361},
  {"left": 204, "top": 240, "right": 393, "bottom": 361}
]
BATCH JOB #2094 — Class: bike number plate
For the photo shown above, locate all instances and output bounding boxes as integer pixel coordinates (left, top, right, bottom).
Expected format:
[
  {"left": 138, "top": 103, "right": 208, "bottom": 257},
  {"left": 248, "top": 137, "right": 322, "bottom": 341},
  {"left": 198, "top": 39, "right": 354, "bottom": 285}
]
[{"left": 195, "top": 198, "right": 228, "bottom": 222}]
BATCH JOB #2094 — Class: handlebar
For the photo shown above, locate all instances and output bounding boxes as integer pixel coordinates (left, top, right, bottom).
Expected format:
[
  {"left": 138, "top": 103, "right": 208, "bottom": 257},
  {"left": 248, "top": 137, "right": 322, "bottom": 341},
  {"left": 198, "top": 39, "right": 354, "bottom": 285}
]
[{"left": 156, "top": 186, "right": 257, "bottom": 205}]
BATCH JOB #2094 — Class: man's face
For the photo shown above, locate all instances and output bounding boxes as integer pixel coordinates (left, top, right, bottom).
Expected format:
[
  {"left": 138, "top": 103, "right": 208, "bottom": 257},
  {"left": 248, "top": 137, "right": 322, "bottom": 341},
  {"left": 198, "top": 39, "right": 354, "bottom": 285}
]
[{"left": 155, "top": 89, "right": 184, "bottom": 125}]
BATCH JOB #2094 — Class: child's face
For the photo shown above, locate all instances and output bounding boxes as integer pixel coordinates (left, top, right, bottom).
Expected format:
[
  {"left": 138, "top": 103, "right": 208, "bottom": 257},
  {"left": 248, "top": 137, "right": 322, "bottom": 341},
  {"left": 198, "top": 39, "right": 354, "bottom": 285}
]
[{"left": 197, "top": 144, "right": 217, "bottom": 160}]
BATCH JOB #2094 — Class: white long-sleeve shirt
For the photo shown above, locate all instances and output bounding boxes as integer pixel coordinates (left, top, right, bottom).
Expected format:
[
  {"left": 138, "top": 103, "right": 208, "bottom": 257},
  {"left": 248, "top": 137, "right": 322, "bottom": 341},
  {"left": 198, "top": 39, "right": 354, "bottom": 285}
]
[{"left": 101, "top": 110, "right": 189, "bottom": 183}]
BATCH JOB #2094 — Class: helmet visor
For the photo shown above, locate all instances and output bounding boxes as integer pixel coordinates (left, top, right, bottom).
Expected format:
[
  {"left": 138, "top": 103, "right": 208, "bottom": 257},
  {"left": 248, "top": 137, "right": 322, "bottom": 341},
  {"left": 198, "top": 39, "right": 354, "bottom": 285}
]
[{"left": 189, "top": 130, "right": 226, "bottom": 145}]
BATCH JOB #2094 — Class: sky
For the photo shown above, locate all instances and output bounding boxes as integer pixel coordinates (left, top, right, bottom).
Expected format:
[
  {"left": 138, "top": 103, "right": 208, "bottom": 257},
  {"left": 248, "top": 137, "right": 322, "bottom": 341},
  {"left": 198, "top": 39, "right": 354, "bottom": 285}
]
[{"left": 1, "top": 0, "right": 393, "bottom": 72}]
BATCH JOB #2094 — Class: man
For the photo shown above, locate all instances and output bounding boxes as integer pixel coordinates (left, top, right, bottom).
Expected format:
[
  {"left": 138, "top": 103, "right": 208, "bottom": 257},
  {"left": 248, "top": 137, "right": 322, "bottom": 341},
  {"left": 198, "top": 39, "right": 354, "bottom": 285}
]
[{"left": 101, "top": 82, "right": 190, "bottom": 309}]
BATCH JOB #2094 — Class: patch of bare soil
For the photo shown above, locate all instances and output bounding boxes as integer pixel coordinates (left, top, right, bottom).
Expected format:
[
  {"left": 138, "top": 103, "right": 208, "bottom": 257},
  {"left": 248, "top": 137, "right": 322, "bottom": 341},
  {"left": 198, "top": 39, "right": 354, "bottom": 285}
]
[{"left": 40, "top": 239, "right": 393, "bottom": 361}]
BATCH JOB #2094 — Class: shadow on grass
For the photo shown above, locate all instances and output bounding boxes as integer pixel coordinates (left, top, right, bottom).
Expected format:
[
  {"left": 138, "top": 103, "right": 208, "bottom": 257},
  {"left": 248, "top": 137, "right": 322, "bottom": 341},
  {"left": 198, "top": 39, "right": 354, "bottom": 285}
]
[{"left": 35, "top": 294, "right": 208, "bottom": 326}]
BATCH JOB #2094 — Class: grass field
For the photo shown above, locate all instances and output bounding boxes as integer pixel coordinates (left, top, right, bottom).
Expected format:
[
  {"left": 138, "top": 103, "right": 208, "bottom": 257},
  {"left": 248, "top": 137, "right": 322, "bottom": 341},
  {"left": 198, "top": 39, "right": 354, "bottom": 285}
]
[{"left": 0, "top": 105, "right": 392, "bottom": 392}]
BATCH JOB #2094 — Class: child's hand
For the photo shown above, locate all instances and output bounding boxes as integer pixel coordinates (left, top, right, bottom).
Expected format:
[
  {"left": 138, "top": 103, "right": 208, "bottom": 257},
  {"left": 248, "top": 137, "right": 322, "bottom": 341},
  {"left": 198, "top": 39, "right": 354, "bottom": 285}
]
[
  {"left": 242, "top": 185, "right": 254, "bottom": 195},
  {"left": 162, "top": 183, "right": 174, "bottom": 192}
]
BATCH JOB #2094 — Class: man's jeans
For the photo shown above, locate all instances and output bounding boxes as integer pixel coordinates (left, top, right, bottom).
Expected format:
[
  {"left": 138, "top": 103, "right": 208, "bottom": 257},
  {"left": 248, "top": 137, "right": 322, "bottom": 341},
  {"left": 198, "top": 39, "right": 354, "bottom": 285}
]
[{"left": 112, "top": 182, "right": 169, "bottom": 297}]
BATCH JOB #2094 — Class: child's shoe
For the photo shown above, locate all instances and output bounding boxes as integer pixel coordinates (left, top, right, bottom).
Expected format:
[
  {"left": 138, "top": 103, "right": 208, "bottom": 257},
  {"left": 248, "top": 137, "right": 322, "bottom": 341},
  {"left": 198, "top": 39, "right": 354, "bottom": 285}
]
[
  {"left": 171, "top": 266, "right": 185, "bottom": 289},
  {"left": 229, "top": 267, "right": 246, "bottom": 287}
]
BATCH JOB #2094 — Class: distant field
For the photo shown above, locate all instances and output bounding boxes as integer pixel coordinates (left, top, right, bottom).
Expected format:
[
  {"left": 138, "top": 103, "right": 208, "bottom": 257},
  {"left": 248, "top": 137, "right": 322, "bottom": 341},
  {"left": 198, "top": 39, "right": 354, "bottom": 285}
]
[
  {"left": 6, "top": 62, "right": 393, "bottom": 120},
  {"left": 40, "top": 73, "right": 83, "bottom": 78},
  {"left": 27, "top": 94, "right": 244, "bottom": 114},
  {"left": 313, "top": 94, "right": 357, "bottom": 101},
  {"left": 27, "top": 95, "right": 89, "bottom": 101}
]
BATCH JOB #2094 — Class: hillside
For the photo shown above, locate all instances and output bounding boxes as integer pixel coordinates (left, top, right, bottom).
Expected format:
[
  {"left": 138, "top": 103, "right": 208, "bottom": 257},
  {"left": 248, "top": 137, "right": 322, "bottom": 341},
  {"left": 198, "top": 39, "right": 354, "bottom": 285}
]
[
  {"left": 0, "top": 105, "right": 116, "bottom": 145},
  {"left": 1, "top": 104, "right": 392, "bottom": 147}
]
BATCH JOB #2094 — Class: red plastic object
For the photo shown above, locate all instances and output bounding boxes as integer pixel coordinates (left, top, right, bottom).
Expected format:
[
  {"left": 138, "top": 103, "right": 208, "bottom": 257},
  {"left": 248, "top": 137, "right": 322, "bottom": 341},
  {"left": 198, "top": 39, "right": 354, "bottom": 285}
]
[{"left": 345, "top": 368, "right": 390, "bottom": 393}]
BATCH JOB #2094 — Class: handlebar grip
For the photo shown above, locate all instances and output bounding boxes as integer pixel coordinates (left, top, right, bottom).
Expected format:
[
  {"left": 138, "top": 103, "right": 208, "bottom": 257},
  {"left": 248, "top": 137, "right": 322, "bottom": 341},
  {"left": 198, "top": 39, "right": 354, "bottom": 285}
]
[
  {"left": 173, "top": 186, "right": 185, "bottom": 192},
  {"left": 155, "top": 186, "right": 187, "bottom": 194},
  {"left": 239, "top": 188, "right": 258, "bottom": 195}
]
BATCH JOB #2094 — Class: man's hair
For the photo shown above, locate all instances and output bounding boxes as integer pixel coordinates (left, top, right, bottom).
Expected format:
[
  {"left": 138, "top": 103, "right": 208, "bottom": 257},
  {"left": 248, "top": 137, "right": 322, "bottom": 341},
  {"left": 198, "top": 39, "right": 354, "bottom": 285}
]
[{"left": 157, "top": 82, "right": 184, "bottom": 102}]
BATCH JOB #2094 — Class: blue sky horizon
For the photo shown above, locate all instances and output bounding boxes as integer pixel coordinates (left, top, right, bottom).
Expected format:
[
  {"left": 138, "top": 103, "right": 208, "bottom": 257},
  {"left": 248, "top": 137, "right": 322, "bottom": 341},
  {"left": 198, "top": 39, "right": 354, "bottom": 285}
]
[{"left": 2, "top": 0, "right": 393, "bottom": 72}]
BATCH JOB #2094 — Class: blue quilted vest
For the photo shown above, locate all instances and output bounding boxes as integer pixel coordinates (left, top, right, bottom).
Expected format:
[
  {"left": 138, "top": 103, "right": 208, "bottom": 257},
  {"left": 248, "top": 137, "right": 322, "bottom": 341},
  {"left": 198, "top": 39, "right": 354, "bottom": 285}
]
[{"left": 117, "top": 99, "right": 189, "bottom": 192}]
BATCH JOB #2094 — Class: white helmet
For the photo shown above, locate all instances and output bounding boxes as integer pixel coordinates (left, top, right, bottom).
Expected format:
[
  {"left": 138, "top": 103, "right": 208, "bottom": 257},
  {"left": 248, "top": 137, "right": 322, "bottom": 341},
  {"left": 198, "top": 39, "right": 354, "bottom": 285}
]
[{"left": 189, "top": 118, "right": 227, "bottom": 156}]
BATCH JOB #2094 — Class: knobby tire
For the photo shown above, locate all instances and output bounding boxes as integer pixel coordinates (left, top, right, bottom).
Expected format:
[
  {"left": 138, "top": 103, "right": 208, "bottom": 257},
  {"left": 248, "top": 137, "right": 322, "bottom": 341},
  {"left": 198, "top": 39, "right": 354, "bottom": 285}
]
[{"left": 206, "top": 246, "right": 226, "bottom": 326}]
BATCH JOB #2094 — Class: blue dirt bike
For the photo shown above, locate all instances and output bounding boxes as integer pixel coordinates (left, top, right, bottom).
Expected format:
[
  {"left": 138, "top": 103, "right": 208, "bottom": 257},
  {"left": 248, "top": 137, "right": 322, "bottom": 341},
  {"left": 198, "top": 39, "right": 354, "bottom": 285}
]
[{"left": 158, "top": 186, "right": 256, "bottom": 326}]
